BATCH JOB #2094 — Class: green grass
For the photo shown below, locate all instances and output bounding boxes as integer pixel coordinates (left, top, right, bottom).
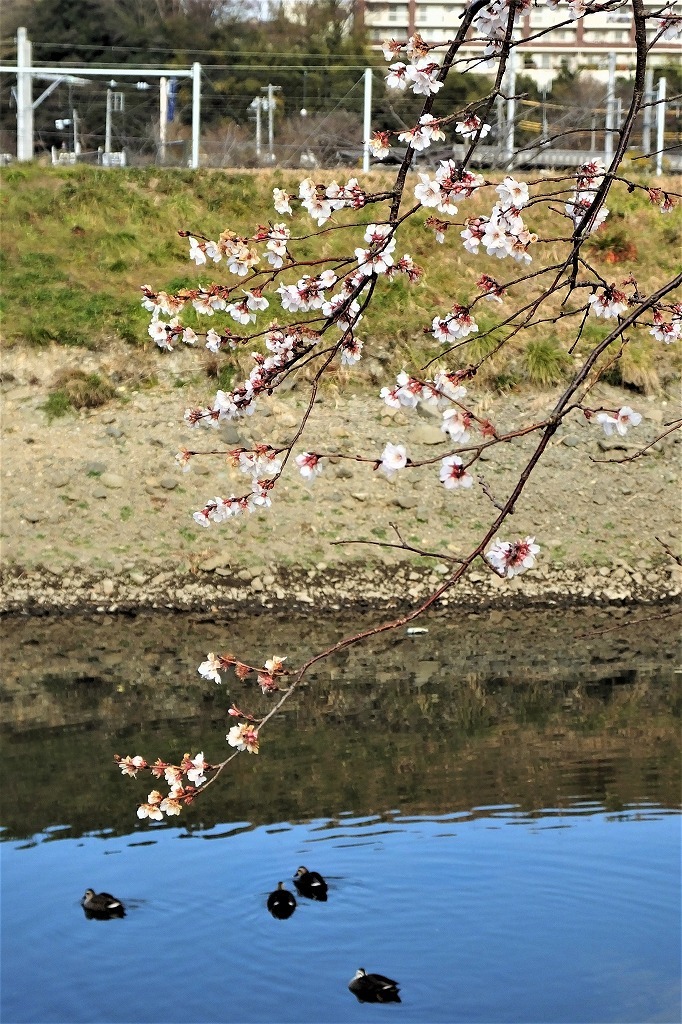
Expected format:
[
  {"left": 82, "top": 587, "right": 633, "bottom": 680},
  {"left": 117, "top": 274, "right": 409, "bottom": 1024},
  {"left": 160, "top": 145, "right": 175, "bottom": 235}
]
[
  {"left": 42, "top": 390, "right": 73, "bottom": 420},
  {"left": 1, "top": 164, "right": 680, "bottom": 391}
]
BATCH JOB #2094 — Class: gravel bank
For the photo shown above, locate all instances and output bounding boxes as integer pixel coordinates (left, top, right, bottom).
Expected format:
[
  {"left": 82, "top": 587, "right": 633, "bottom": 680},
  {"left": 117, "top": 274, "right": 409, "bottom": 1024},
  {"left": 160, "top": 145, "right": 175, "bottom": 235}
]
[
  {"left": 1, "top": 343, "right": 680, "bottom": 616},
  {"left": 2, "top": 558, "right": 680, "bottom": 616}
]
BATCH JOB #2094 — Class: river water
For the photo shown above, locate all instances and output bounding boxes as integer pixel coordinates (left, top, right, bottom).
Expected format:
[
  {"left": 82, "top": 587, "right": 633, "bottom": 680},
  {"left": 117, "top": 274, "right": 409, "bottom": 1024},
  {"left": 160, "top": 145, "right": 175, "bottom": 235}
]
[{"left": 1, "top": 606, "right": 680, "bottom": 1023}]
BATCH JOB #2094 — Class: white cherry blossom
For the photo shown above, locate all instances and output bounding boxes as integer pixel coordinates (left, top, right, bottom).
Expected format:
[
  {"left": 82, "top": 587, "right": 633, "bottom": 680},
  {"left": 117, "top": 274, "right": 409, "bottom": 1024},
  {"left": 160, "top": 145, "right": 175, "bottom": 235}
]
[
  {"left": 386, "top": 62, "right": 409, "bottom": 90},
  {"left": 455, "top": 114, "right": 491, "bottom": 140},
  {"left": 496, "top": 176, "right": 530, "bottom": 210},
  {"left": 198, "top": 652, "right": 223, "bottom": 683},
  {"left": 440, "top": 455, "right": 474, "bottom": 490},
  {"left": 295, "top": 452, "right": 323, "bottom": 479},
  {"left": 188, "top": 236, "right": 207, "bottom": 265},
  {"left": 186, "top": 752, "right": 207, "bottom": 787},
  {"left": 596, "top": 407, "right": 642, "bottom": 436},
  {"left": 441, "top": 408, "right": 471, "bottom": 443},
  {"left": 273, "top": 188, "right": 293, "bottom": 215},
  {"left": 379, "top": 442, "right": 408, "bottom": 478},
  {"left": 487, "top": 536, "right": 540, "bottom": 578}
]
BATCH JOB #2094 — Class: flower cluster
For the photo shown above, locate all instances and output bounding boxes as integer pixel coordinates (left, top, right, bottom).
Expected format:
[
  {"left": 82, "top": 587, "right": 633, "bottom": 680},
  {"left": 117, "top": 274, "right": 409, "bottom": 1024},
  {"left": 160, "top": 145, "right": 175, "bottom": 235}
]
[
  {"left": 432, "top": 303, "right": 479, "bottom": 344},
  {"left": 565, "top": 159, "right": 609, "bottom": 234},
  {"left": 188, "top": 230, "right": 260, "bottom": 275},
  {"left": 472, "top": 0, "right": 531, "bottom": 59},
  {"left": 277, "top": 269, "right": 338, "bottom": 313},
  {"left": 116, "top": 751, "right": 213, "bottom": 819},
  {"left": 380, "top": 369, "right": 468, "bottom": 414},
  {"left": 199, "top": 651, "right": 287, "bottom": 693},
  {"left": 650, "top": 304, "right": 682, "bottom": 344},
  {"left": 355, "top": 223, "right": 396, "bottom": 277},
  {"left": 460, "top": 177, "right": 537, "bottom": 264},
  {"left": 455, "top": 113, "right": 492, "bottom": 141},
  {"left": 397, "top": 113, "right": 446, "bottom": 153},
  {"left": 294, "top": 176, "right": 367, "bottom": 226},
  {"left": 385, "top": 56, "right": 443, "bottom": 96},
  {"left": 588, "top": 284, "right": 629, "bottom": 320},
  {"left": 377, "top": 370, "right": 487, "bottom": 492},
  {"left": 414, "top": 161, "right": 484, "bottom": 218},
  {"left": 184, "top": 322, "right": 322, "bottom": 436}
]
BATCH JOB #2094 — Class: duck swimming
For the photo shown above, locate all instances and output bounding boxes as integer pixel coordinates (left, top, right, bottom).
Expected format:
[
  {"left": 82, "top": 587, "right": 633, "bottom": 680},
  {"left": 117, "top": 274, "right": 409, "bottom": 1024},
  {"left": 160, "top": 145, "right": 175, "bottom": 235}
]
[
  {"left": 267, "top": 882, "right": 296, "bottom": 919},
  {"left": 293, "top": 866, "right": 328, "bottom": 901},
  {"left": 81, "top": 889, "right": 126, "bottom": 919},
  {"left": 348, "top": 968, "right": 401, "bottom": 1003}
]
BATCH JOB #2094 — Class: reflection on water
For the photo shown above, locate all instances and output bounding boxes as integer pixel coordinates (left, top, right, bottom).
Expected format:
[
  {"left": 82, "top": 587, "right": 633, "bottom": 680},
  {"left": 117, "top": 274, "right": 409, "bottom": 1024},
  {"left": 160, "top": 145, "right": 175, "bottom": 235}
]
[{"left": 1, "top": 607, "right": 680, "bottom": 1023}]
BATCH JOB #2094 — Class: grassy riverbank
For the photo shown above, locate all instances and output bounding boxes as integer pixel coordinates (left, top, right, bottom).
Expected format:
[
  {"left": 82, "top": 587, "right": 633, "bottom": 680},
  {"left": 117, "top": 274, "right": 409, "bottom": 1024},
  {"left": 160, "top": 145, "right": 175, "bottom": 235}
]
[{"left": 1, "top": 164, "right": 680, "bottom": 392}]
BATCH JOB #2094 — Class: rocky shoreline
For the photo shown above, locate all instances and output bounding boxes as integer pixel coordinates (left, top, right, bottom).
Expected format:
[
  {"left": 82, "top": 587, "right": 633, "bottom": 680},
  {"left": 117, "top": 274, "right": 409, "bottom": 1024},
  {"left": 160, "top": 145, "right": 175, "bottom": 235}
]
[{"left": 2, "top": 556, "right": 679, "bottom": 616}]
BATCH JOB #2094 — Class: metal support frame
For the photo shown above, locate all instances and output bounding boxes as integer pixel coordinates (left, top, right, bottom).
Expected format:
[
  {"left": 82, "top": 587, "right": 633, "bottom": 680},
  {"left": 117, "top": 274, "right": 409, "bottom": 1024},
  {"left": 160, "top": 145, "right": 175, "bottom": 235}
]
[
  {"left": 604, "top": 51, "right": 617, "bottom": 162},
  {"left": 655, "top": 76, "right": 666, "bottom": 177},
  {"left": 2, "top": 31, "right": 202, "bottom": 167}
]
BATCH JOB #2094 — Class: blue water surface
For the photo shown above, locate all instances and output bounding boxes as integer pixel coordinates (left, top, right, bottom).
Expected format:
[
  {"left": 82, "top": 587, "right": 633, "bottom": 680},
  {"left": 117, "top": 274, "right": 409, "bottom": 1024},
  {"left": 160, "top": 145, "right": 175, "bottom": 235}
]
[{"left": 2, "top": 805, "right": 680, "bottom": 1024}]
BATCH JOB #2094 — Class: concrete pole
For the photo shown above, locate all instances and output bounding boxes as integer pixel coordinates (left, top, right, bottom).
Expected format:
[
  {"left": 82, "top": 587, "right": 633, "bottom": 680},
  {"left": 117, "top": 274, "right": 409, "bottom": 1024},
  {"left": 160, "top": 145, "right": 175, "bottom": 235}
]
[
  {"left": 655, "top": 76, "right": 666, "bottom": 176},
  {"left": 604, "top": 51, "right": 616, "bottom": 162},
  {"left": 268, "top": 83, "right": 275, "bottom": 160},
  {"left": 504, "top": 48, "right": 517, "bottom": 166},
  {"left": 255, "top": 100, "right": 262, "bottom": 159},
  {"left": 159, "top": 76, "right": 168, "bottom": 164},
  {"left": 16, "top": 27, "right": 34, "bottom": 161},
  {"left": 642, "top": 66, "right": 654, "bottom": 156},
  {"left": 363, "top": 67, "right": 372, "bottom": 173},
  {"left": 191, "top": 62, "right": 201, "bottom": 169},
  {"left": 73, "top": 109, "right": 82, "bottom": 155},
  {"left": 105, "top": 88, "right": 113, "bottom": 154}
]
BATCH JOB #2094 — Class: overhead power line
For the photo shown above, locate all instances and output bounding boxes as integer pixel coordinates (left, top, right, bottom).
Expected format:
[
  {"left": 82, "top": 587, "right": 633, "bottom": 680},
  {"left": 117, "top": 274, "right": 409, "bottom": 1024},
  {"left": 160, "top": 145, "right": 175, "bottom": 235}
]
[{"left": 0, "top": 37, "right": 373, "bottom": 63}]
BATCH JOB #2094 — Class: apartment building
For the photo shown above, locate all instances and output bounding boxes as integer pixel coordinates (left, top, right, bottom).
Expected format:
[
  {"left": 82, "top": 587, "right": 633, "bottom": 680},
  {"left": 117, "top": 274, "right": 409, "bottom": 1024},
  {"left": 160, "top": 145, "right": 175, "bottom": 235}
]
[{"left": 355, "top": 0, "right": 681, "bottom": 77}]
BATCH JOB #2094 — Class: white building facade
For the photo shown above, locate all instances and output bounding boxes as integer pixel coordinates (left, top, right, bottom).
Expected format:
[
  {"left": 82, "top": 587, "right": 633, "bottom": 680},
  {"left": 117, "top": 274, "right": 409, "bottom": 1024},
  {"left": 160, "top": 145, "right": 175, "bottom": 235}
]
[{"left": 356, "top": 0, "right": 681, "bottom": 79}]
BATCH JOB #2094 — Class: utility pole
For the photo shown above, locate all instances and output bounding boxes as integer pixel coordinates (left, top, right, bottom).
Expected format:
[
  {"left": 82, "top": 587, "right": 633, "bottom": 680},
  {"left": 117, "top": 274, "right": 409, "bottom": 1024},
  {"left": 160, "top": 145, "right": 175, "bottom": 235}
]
[
  {"left": 503, "top": 48, "right": 517, "bottom": 167},
  {"left": 254, "top": 97, "right": 262, "bottom": 158},
  {"left": 267, "top": 83, "right": 275, "bottom": 159},
  {"left": 191, "top": 63, "right": 201, "bottom": 169},
  {"left": 105, "top": 80, "right": 115, "bottom": 155},
  {"left": 160, "top": 76, "right": 168, "bottom": 164},
  {"left": 16, "top": 26, "right": 33, "bottom": 161},
  {"left": 260, "top": 84, "right": 281, "bottom": 162},
  {"left": 655, "top": 76, "right": 666, "bottom": 176},
  {"left": 363, "top": 68, "right": 372, "bottom": 173},
  {"left": 642, "top": 66, "right": 654, "bottom": 156},
  {"left": 604, "top": 51, "right": 616, "bottom": 163}
]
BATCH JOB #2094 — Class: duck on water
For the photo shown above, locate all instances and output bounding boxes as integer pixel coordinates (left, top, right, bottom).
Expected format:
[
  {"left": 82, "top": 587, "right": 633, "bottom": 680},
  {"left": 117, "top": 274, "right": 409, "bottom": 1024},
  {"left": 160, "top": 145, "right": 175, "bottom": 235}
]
[
  {"left": 293, "top": 866, "right": 328, "bottom": 901},
  {"left": 267, "top": 882, "right": 297, "bottom": 919},
  {"left": 348, "top": 969, "right": 401, "bottom": 1003},
  {"left": 81, "top": 889, "right": 126, "bottom": 919}
]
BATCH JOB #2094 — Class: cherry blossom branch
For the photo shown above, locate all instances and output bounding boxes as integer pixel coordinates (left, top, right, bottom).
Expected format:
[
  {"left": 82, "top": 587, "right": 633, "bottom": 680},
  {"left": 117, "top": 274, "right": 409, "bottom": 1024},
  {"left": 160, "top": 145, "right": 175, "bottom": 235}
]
[
  {"left": 590, "top": 419, "right": 682, "bottom": 463},
  {"left": 120, "top": 5, "right": 682, "bottom": 819}
]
